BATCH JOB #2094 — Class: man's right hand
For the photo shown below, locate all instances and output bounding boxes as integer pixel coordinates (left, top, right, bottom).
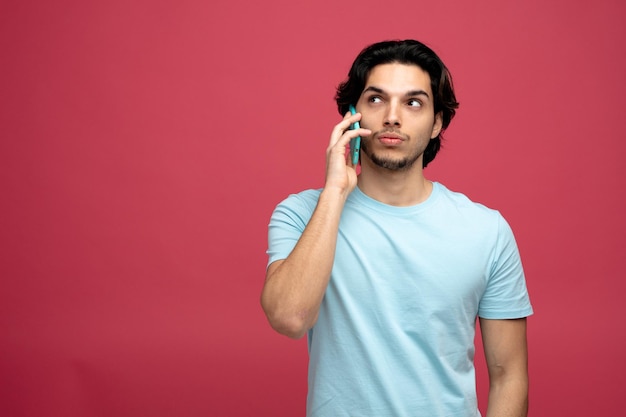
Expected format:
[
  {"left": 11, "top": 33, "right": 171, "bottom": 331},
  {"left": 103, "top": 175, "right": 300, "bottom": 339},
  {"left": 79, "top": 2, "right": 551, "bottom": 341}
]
[{"left": 324, "top": 111, "right": 371, "bottom": 199}]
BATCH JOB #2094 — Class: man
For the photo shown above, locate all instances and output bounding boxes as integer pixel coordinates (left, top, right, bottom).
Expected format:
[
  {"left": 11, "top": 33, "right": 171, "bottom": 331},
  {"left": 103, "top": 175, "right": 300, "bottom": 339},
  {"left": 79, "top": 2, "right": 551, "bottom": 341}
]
[{"left": 261, "top": 39, "right": 533, "bottom": 417}]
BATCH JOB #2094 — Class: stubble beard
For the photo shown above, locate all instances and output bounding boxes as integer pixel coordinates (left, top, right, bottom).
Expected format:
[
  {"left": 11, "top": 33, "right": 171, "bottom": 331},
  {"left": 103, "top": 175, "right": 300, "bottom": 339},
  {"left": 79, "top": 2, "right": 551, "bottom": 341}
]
[{"left": 360, "top": 137, "right": 423, "bottom": 171}]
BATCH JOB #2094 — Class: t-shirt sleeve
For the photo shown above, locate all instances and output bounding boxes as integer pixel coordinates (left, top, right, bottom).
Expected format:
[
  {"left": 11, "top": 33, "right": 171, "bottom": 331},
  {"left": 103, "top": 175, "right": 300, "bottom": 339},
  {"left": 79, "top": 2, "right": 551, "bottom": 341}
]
[
  {"left": 266, "top": 192, "right": 317, "bottom": 268},
  {"left": 478, "top": 214, "right": 533, "bottom": 319}
]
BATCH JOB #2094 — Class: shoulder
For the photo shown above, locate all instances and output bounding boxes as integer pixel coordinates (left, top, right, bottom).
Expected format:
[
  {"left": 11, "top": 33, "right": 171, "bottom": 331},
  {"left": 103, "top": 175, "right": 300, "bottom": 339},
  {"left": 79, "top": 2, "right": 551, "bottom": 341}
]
[
  {"left": 434, "top": 183, "right": 504, "bottom": 223},
  {"left": 431, "top": 183, "right": 519, "bottom": 251},
  {"left": 270, "top": 189, "right": 322, "bottom": 225},
  {"left": 275, "top": 189, "right": 321, "bottom": 213}
]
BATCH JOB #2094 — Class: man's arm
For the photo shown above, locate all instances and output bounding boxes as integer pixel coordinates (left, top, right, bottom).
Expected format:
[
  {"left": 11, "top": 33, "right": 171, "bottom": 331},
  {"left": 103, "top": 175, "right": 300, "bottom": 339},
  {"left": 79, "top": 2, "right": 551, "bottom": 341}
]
[
  {"left": 480, "top": 317, "right": 529, "bottom": 417},
  {"left": 260, "top": 112, "right": 370, "bottom": 339}
]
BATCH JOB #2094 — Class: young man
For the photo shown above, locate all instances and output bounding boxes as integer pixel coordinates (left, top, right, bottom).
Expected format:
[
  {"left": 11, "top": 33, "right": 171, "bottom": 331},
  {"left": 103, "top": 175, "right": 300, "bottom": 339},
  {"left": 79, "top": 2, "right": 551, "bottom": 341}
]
[{"left": 261, "top": 40, "right": 533, "bottom": 417}]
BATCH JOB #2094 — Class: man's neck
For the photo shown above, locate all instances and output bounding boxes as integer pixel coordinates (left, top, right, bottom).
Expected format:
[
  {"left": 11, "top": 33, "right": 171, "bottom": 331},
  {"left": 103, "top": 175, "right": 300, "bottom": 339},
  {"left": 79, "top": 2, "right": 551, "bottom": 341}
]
[{"left": 357, "top": 162, "right": 433, "bottom": 207}]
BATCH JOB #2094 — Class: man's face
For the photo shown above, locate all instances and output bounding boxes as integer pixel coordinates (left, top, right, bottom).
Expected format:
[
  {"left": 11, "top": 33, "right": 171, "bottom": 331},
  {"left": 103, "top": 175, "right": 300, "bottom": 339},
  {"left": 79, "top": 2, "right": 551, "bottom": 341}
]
[{"left": 356, "top": 62, "right": 442, "bottom": 171}]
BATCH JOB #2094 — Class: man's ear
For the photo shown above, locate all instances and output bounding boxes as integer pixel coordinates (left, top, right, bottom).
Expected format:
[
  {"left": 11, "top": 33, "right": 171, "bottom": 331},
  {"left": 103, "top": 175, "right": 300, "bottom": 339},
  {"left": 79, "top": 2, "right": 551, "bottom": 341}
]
[{"left": 431, "top": 112, "right": 443, "bottom": 139}]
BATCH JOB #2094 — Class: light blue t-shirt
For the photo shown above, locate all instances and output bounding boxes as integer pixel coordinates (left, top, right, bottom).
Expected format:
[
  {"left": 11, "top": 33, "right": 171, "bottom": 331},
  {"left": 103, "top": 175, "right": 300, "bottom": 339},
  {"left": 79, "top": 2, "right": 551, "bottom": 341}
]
[{"left": 267, "top": 182, "right": 533, "bottom": 417}]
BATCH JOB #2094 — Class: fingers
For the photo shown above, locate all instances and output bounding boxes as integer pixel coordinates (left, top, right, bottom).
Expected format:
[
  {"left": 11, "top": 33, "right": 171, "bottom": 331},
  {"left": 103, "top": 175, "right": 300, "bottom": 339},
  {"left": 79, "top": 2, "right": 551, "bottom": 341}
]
[
  {"left": 323, "top": 112, "right": 370, "bottom": 193},
  {"left": 328, "top": 111, "right": 370, "bottom": 150}
]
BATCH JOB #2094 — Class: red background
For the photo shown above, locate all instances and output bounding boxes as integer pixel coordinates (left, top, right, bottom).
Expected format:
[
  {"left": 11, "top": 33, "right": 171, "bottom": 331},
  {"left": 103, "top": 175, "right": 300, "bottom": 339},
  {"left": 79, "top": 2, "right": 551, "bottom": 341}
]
[{"left": 1, "top": 0, "right": 625, "bottom": 415}]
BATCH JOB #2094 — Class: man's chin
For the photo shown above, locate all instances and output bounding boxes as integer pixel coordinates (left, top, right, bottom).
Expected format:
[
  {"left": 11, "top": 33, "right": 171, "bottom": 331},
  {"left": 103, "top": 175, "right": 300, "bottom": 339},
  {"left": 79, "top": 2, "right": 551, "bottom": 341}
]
[{"left": 366, "top": 152, "right": 420, "bottom": 171}]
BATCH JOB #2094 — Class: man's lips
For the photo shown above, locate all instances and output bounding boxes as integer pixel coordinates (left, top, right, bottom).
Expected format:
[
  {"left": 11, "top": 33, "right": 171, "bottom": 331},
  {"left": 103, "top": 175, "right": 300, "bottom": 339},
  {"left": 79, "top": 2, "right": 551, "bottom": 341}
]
[{"left": 377, "top": 133, "right": 405, "bottom": 146}]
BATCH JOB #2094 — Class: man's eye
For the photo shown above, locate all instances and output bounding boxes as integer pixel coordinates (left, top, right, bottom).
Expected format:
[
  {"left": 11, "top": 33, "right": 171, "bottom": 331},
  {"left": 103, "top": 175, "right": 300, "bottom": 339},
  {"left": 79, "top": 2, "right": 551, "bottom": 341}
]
[
  {"left": 369, "top": 96, "right": 382, "bottom": 103},
  {"left": 408, "top": 99, "right": 422, "bottom": 107}
]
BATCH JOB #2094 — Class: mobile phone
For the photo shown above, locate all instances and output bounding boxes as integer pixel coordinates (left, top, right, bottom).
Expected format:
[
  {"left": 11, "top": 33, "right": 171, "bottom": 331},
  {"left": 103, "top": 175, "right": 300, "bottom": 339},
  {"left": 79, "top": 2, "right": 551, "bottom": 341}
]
[{"left": 348, "top": 105, "right": 361, "bottom": 165}]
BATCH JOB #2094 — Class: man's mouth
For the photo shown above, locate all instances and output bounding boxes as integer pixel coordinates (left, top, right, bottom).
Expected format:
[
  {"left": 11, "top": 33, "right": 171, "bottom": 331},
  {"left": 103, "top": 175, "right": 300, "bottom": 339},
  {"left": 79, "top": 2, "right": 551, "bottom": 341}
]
[{"left": 377, "top": 132, "right": 405, "bottom": 146}]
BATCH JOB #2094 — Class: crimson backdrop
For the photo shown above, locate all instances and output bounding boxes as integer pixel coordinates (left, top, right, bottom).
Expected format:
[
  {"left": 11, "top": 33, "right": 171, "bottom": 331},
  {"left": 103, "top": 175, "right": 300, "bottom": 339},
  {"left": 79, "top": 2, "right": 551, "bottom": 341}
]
[{"left": 1, "top": 0, "right": 625, "bottom": 416}]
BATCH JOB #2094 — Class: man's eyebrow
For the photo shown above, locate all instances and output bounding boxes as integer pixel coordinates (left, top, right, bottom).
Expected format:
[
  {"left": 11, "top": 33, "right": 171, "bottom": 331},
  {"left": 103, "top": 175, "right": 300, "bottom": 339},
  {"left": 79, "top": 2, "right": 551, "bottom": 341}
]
[
  {"left": 406, "top": 89, "right": 430, "bottom": 98},
  {"left": 363, "top": 86, "right": 430, "bottom": 98},
  {"left": 363, "top": 86, "right": 385, "bottom": 95}
]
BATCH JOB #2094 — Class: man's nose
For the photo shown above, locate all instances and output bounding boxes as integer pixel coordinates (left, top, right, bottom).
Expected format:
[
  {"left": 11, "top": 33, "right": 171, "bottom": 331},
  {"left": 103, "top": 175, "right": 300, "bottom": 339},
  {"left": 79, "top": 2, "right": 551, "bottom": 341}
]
[{"left": 383, "top": 102, "right": 401, "bottom": 127}]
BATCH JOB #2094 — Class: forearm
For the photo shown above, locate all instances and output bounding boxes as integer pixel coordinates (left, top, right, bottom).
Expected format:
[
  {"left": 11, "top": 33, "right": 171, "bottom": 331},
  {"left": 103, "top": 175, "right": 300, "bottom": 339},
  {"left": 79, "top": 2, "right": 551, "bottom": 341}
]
[{"left": 261, "top": 187, "right": 347, "bottom": 339}]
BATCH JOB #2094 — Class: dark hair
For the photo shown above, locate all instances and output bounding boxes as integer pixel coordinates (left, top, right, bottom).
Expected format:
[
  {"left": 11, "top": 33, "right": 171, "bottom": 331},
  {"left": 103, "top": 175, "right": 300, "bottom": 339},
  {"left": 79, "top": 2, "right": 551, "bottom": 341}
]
[{"left": 335, "top": 40, "right": 459, "bottom": 167}]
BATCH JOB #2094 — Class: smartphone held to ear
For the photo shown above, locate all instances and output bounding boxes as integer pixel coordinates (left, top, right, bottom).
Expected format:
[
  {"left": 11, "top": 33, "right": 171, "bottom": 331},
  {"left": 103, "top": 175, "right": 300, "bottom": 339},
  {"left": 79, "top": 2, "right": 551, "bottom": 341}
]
[{"left": 348, "top": 105, "right": 361, "bottom": 165}]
